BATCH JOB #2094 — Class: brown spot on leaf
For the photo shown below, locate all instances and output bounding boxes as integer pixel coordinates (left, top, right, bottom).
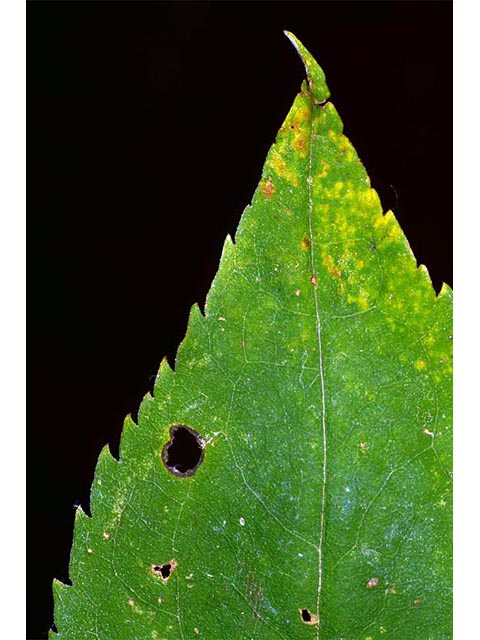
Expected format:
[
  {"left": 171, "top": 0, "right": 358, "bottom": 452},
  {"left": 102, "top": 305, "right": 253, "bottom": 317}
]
[
  {"left": 292, "top": 136, "right": 307, "bottom": 154},
  {"left": 261, "top": 177, "right": 275, "bottom": 198},
  {"left": 301, "top": 237, "right": 311, "bottom": 251},
  {"left": 413, "top": 598, "right": 422, "bottom": 605},
  {"left": 367, "top": 577, "right": 379, "bottom": 588},
  {"left": 310, "top": 275, "right": 318, "bottom": 286}
]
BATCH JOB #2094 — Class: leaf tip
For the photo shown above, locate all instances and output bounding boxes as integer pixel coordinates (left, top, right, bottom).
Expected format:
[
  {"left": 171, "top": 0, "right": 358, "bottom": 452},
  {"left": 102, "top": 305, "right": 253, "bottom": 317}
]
[{"left": 284, "top": 30, "right": 330, "bottom": 104}]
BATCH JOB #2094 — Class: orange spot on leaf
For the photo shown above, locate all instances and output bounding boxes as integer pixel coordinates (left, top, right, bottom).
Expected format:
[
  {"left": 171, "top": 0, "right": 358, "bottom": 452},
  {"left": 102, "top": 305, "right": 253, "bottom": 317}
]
[{"left": 261, "top": 177, "right": 275, "bottom": 198}]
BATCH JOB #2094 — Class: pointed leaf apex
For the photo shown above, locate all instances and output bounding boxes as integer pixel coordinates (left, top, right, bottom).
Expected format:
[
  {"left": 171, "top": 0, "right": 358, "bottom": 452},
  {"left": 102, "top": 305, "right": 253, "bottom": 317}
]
[{"left": 284, "top": 30, "right": 330, "bottom": 104}]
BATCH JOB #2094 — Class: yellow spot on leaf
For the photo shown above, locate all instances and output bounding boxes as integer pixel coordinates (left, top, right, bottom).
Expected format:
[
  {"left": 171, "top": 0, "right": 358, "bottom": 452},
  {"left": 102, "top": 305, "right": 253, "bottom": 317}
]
[
  {"left": 347, "top": 291, "right": 370, "bottom": 311},
  {"left": 269, "top": 149, "right": 298, "bottom": 186},
  {"left": 328, "top": 129, "right": 339, "bottom": 143},
  {"left": 322, "top": 254, "right": 342, "bottom": 278},
  {"left": 318, "top": 160, "right": 329, "bottom": 178},
  {"left": 415, "top": 359, "right": 427, "bottom": 370}
]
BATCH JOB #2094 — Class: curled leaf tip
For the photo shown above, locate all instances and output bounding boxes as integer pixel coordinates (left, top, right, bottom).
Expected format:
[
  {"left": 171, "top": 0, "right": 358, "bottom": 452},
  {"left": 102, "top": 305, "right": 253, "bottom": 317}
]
[{"left": 284, "top": 30, "right": 330, "bottom": 104}]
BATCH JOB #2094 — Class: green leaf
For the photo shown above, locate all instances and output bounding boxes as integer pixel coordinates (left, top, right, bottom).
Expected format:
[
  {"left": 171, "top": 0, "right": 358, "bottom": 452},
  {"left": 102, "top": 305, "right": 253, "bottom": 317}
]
[{"left": 53, "top": 33, "right": 452, "bottom": 640}]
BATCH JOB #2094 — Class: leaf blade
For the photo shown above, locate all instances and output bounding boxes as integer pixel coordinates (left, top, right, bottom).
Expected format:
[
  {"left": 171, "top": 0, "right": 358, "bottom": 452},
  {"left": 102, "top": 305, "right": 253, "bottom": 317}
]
[{"left": 53, "top": 33, "right": 452, "bottom": 640}]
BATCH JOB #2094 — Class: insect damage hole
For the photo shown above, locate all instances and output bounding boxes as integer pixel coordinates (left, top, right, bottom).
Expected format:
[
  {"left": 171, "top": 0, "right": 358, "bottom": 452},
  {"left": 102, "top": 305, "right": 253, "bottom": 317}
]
[
  {"left": 151, "top": 559, "right": 178, "bottom": 582},
  {"left": 161, "top": 425, "right": 205, "bottom": 477},
  {"left": 299, "top": 608, "right": 319, "bottom": 625}
]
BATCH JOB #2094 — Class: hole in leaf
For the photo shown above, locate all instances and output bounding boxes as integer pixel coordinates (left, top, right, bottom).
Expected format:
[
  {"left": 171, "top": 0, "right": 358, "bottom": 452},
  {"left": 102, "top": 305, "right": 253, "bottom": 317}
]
[
  {"left": 299, "top": 608, "right": 319, "bottom": 625},
  {"left": 151, "top": 559, "right": 178, "bottom": 582},
  {"left": 162, "top": 425, "right": 205, "bottom": 477}
]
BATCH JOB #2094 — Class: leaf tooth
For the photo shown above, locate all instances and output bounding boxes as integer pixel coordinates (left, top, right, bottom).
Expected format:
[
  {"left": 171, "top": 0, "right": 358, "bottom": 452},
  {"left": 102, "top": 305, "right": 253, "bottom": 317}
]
[
  {"left": 153, "top": 356, "right": 175, "bottom": 399},
  {"left": 99, "top": 442, "right": 119, "bottom": 464},
  {"left": 217, "top": 233, "right": 236, "bottom": 271},
  {"left": 70, "top": 505, "right": 94, "bottom": 584},
  {"left": 437, "top": 281, "right": 453, "bottom": 301},
  {"left": 74, "top": 504, "right": 91, "bottom": 524},
  {"left": 174, "top": 302, "right": 209, "bottom": 374},
  {"left": 89, "top": 444, "right": 119, "bottom": 519},
  {"left": 159, "top": 355, "right": 174, "bottom": 375},
  {"left": 204, "top": 233, "right": 236, "bottom": 315},
  {"left": 188, "top": 301, "right": 206, "bottom": 326},
  {"left": 224, "top": 231, "right": 235, "bottom": 246},
  {"left": 413, "top": 260, "right": 438, "bottom": 304},
  {"left": 417, "top": 263, "right": 435, "bottom": 294},
  {"left": 183, "top": 302, "right": 206, "bottom": 344},
  {"left": 52, "top": 576, "right": 71, "bottom": 594},
  {"left": 381, "top": 209, "right": 421, "bottom": 266},
  {"left": 51, "top": 577, "right": 72, "bottom": 636},
  {"left": 118, "top": 413, "right": 138, "bottom": 462}
]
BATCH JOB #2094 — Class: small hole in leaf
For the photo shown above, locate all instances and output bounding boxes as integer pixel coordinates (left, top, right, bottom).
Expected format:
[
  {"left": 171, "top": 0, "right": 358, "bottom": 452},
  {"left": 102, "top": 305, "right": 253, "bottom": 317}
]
[
  {"left": 151, "top": 559, "right": 178, "bottom": 581},
  {"left": 299, "top": 608, "right": 319, "bottom": 625},
  {"left": 162, "top": 425, "right": 205, "bottom": 477},
  {"left": 160, "top": 564, "right": 171, "bottom": 578},
  {"left": 301, "top": 609, "right": 311, "bottom": 622}
]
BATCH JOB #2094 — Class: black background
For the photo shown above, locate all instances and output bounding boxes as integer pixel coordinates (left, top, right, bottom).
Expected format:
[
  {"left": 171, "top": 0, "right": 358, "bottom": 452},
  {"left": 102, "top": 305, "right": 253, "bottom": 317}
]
[{"left": 28, "top": 1, "right": 452, "bottom": 637}]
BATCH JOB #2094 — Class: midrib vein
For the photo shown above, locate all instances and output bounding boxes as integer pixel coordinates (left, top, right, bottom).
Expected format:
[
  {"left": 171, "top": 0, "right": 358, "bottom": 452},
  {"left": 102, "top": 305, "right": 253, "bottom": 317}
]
[{"left": 306, "top": 104, "right": 328, "bottom": 639}]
